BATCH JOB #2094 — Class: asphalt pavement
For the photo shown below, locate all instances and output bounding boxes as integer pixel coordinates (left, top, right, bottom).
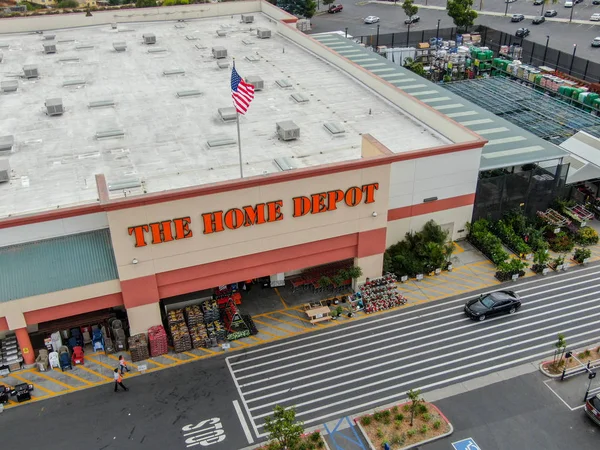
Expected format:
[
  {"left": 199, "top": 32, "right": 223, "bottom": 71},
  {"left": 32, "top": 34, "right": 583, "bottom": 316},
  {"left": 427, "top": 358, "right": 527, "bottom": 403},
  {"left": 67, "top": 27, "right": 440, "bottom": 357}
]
[
  {"left": 310, "top": 1, "right": 600, "bottom": 60},
  {"left": 227, "top": 263, "right": 600, "bottom": 440},
  {"left": 422, "top": 372, "right": 600, "bottom": 450}
]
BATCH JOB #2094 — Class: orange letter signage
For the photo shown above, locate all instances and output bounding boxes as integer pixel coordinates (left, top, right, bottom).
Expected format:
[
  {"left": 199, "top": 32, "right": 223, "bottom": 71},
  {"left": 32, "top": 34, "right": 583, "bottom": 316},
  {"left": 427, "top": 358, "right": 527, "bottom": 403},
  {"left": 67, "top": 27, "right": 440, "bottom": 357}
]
[{"left": 128, "top": 225, "right": 149, "bottom": 247}]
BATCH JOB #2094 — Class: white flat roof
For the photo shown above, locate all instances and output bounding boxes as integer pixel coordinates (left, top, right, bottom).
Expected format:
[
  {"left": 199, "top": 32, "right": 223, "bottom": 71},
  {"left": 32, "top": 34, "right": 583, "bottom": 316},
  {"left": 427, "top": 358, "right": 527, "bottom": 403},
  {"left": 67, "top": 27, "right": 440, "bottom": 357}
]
[{"left": 0, "top": 13, "right": 447, "bottom": 218}]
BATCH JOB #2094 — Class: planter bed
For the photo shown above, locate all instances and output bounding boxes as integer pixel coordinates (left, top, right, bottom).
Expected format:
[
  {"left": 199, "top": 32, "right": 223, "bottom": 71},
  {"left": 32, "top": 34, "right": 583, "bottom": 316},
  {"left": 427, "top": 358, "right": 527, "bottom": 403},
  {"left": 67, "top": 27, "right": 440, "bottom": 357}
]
[
  {"left": 256, "top": 431, "right": 329, "bottom": 450},
  {"left": 356, "top": 401, "right": 452, "bottom": 449},
  {"left": 540, "top": 345, "right": 600, "bottom": 376}
]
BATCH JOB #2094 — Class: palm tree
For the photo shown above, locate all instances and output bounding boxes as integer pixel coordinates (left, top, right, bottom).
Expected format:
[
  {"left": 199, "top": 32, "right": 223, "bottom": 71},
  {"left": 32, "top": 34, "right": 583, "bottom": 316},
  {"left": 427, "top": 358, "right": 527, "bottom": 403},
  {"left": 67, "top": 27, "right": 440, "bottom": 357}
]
[{"left": 539, "top": 0, "right": 558, "bottom": 16}]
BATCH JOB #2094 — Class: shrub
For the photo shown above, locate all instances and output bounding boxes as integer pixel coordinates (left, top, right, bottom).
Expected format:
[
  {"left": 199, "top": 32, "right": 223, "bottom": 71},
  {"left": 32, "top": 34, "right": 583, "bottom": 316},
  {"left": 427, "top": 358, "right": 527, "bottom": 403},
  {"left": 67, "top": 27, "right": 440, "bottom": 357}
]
[
  {"left": 391, "top": 433, "right": 405, "bottom": 445},
  {"left": 376, "top": 428, "right": 384, "bottom": 439},
  {"left": 417, "top": 404, "right": 428, "bottom": 415},
  {"left": 373, "top": 411, "right": 383, "bottom": 422},
  {"left": 420, "top": 424, "right": 429, "bottom": 434},
  {"left": 573, "top": 247, "right": 592, "bottom": 263},
  {"left": 57, "top": 0, "right": 79, "bottom": 7},
  {"left": 360, "top": 416, "right": 372, "bottom": 426},
  {"left": 391, "top": 406, "right": 399, "bottom": 415},
  {"left": 309, "top": 432, "right": 320, "bottom": 443},
  {"left": 402, "top": 404, "right": 411, "bottom": 413},
  {"left": 495, "top": 258, "right": 528, "bottom": 281},
  {"left": 422, "top": 413, "right": 431, "bottom": 422},
  {"left": 494, "top": 219, "right": 531, "bottom": 256},
  {"left": 575, "top": 227, "right": 599, "bottom": 246},
  {"left": 433, "top": 420, "right": 442, "bottom": 430},
  {"left": 467, "top": 219, "right": 509, "bottom": 265},
  {"left": 382, "top": 416, "right": 391, "bottom": 425},
  {"left": 407, "top": 429, "right": 416, "bottom": 437},
  {"left": 381, "top": 410, "right": 391, "bottom": 418},
  {"left": 394, "top": 413, "right": 404, "bottom": 422},
  {"left": 549, "top": 232, "right": 574, "bottom": 253},
  {"left": 394, "top": 419, "right": 402, "bottom": 429}
]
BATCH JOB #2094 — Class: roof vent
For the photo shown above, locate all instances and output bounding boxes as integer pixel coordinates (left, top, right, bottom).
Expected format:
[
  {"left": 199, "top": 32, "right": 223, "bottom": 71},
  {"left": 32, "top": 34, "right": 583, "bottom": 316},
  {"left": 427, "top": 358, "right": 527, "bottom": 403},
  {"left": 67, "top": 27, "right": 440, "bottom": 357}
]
[
  {"left": 1, "top": 80, "right": 18, "bottom": 93},
  {"left": 62, "top": 79, "right": 86, "bottom": 87},
  {"left": 218, "top": 107, "right": 237, "bottom": 122},
  {"left": 276, "top": 120, "right": 300, "bottom": 141},
  {"left": 96, "top": 129, "right": 125, "bottom": 140},
  {"left": 257, "top": 28, "right": 271, "bottom": 39},
  {"left": 207, "top": 136, "right": 236, "bottom": 148},
  {"left": 274, "top": 157, "right": 298, "bottom": 171},
  {"left": 111, "top": 23, "right": 117, "bottom": 30},
  {"left": 23, "top": 65, "right": 38, "bottom": 78},
  {"left": 217, "top": 61, "right": 230, "bottom": 69},
  {"left": 212, "top": 46, "right": 227, "bottom": 59},
  {"left": 59, "top": 57, "right": 80, "bottom": 63},
  {"left": 242, "top": 39, "right": 253, "bottom": 46},
  {"left": 195, "top": 43, "right": 207, "bottom": 50},
  {"left": 217, "top": 30, "right": 227, "bottom": 37},
  {"left": 0, "top": 44, "right": 9, "bottom": 49},
  {"left": 324, "top": 122, "right": 345, "bottom": 135},
  {"left": 0, "top": 158, "right": 9, "bottom": 183},
  {"left": 276, "top": 79, "right": 292, "bottom": 89},
  {"left": 291, "top": 93, "right": 309, "bottom": 104},
  {"left": 108, "top": 178, "right": 141, "bottom": 191},
  {"left": 175, "top": 24, "right": 186, "bottom": 29},
  {"left": 0, "top": 135, "right": 14, "bottom": 152},
  {"left": 58, "top": 39, "right": 74, "bottom": 44},
  {"left": 245, "top": 76, "right": 264, "bottom": 91},
  {"left": 147, "top": 48, "right": 166, "bottom": 54},
  {"left": 43, "top": 43, "right": 57, "bottom": 54},
  {"left": 177, "top": 90, "right": 202, "bottom": 98},
  {"left": 241, "top": 14, "right": 254, "bottom": 23},
  {"left": 45, "top": 98, "right": 64, "bottom": 116},
  {"left": 186, "top": 35, "right": 198, "bottom": 40},
  {"left": 89, "top": 99, "right": 115, "bottom": 109},
  {"left": 113, "top": 42, "right": 127, "bottom": 52},
  {"left": 163, "top": 69, "right": 185, "bottom": 76},
  {"left": 43, "top": 34, "right": 56, "bottom": 41},
  {"left": 143, "top": 33, "right": 156, "bottom": 44},
  {"left": 76, "top": 45, "right": 94, "bottom": 50},
  {"left": 245, "top": 55, "right": 260, "bottom": 62}
]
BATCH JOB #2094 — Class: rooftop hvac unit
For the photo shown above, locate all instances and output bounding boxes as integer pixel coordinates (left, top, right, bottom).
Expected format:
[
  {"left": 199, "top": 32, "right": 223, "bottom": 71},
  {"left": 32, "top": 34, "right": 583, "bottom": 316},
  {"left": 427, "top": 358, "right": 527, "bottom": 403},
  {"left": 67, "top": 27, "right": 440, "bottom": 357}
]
[
  {"left": 217, "top": 61, "right": 230, "bottom": 69},
  {"left": 291, "top": 93, "right": 309, "bottom": 104},
  {"left": 257, "top": 28, "right": 271, "bottom": 39},
  {"left": 324, "top": 122, "right": 345, "bottom": 135},
  {"left": 207, "top": 136, "right": 236, "bottom": 148},
  {"left": 216, "top": 30, "right": 227, "bottom": 37},
  {"left": 1, "top": 80, "right": 18, "bottom": 93},
  {"left": 43, "top": 34, "right": 56, "bottom": 41},
  {"left": 96, "top": 129, "right": 125, "bottom": 140},
  {"left": 218, "top": 107, "right": 237, "bottom": 122},
  {"left": 45, "top": 98, "right": 64, "bottom": 116},
  {"left": 113, "top": 42, "right": 127, "bottom": 52},
  {"left": 0, "top": 158, "right": 9, "bottom": 183},
  {"left": 0, "top": 135, "right": 14, "bottom": 152},
  {"left": 245, "top": 76, "right": 263, "bottom": 91},
  {"left": 212, "top": 46, "right": 227, "bottom": 59},
  {"left": 276, "top": 79, "right": 292, "bottom": 89},
  {"left": 241, "top": 14, "right": 254, "bottom": 23},
  {"left": 23, "top": 65, "right": 38, "bottom": 78},
  {"left": 276, "top": 120, "right": 300, "bottom": 141},
  {"left": 111, "top": 23, "right": 117, "bottom": 30},
  {"left": 143, "top": 33, "right": 156, "bottom": 44},
  {"left": 43, "top": 43, "right": 57, "bottom": 54}
]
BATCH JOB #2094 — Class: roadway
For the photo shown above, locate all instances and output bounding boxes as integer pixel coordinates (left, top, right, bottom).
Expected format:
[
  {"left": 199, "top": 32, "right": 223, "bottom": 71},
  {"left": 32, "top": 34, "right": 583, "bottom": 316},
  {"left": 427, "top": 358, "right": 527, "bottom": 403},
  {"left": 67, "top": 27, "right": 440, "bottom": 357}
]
[{"left": 310, "top": 0, "right": 600, "bottom": 61}]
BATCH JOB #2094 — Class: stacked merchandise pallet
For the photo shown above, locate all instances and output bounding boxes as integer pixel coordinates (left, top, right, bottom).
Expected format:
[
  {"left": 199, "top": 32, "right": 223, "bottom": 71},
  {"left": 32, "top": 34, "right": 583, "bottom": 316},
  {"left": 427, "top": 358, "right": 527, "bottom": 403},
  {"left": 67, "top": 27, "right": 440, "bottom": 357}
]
[
  {"left": 241, "top": 315, "right": 259, "bottom": 336},
  {"left": 148, "top": 325, "right": 168, "bottom": 357},
  {"left": 0, "top": 336, "right": 22, "bottom": 373},
  {"left": 184, "top": 305, "right": 210, "bottom": 349},
  {"left": 359, "top": 274, "right": 407, "bottom": 314},
  {"left": 128, "top": 333, "right": 150, "bottom": 362},
  {"left": 167, "top": 309, "right": 192, "bottom": 353},
  {"left": 222, "top": 299, "right": 250, "bottom": 341},
  {"left": 201, "top": 299, "right": 226, "bottom": 347},
  {"left": 204, "top": 321, "right": 226, "bottom": 347},
  {"left": 469, "top": 46, "right": 494, "bottom": 74}
]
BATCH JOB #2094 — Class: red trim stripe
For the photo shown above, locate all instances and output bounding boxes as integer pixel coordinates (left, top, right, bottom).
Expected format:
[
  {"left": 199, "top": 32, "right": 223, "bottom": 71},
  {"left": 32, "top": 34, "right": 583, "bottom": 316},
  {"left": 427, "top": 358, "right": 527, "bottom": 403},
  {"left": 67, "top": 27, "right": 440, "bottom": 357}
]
[{"left": 387, "top": 193, "right": 476, "bottom": 221}]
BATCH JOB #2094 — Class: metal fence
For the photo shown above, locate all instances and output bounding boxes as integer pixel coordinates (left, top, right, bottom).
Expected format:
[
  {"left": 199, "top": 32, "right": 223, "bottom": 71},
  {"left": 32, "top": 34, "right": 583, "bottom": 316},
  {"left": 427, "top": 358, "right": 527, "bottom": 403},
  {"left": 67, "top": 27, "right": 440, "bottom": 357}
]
[
  {"left": 354, "top": 26, "right": 600, "bottom": 83},
  {"left": 472, "top": 164, "right": 570, "bottom": 222}
]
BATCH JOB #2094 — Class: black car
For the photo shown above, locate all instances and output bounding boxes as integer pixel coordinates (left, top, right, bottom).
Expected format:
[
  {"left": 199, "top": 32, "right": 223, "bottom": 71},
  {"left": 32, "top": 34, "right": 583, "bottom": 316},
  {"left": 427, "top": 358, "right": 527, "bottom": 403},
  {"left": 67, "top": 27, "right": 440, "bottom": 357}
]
[
  {"left": 516, "top": 27, "right": 530, "bottom": 37},
  {"left": 405, "top": 15, "right": 420, "bottom": 24},
  {"left": 585, "top": 393, "right": 600, "bottom": 426},
  {"left": 511, "top": 14, "right": 525, "bottom": 22},
  {"left": 545, "top": 10, "right": 558, "bottom": 17},
  {"left": 532, "top": 16, "right": 545, "bottom": 24},
  {"left": 593, "top": 0, "right": 600, "bottom": 5},
  {"left": 574, "top": 0, "right": 583, "bottom": 3},
  {"left": 464, "top": 291, "right": 521, "bottom": 321}
]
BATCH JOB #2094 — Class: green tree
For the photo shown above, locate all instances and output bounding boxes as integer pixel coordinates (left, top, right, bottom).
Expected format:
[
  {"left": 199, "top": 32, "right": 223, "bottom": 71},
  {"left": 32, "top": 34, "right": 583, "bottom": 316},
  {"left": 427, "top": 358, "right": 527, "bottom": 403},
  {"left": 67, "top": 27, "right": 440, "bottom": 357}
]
[
  {"left": 108, "top": 0, "right": 121, "bottom": 6},
  {"left": 264, "top": 405, "right": 305, "bottom": 450},
  {"left": 57, "top": 0, "right": 79, "bottom": 8},
  {"left": 446, "top": 0, "right": 478, "bottom": 32},
  {"left": 278, "top": 0, "right": 316, "bottom": 18},
  {"left": 552, "top": 333, "right": 567, "bottom": 370},
  {"left": 323, "top": 0, "right": 335, "bottom": 7},
  {"left": 406, "top": 389, "right": 424, "bottom": 427},
  {"left": 136, "top": 0, "right": 156, "bottom": 7},
  {"left": 402, "top": 0, "right": 418, "bottom": 19}
]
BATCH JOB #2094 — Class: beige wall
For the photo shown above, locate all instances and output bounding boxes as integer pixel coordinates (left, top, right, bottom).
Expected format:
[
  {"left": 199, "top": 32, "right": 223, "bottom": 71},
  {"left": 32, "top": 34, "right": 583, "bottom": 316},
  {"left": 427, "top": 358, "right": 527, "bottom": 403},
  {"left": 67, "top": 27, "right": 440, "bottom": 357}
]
[
  {"left": 354, "top": 253, "right": 384, "bottom": 286},
  {"left": 108, "top": 165, "right": 391, "bottom": 281},
  {"left": 386, "top": 205, "right": 473, "bottom": 247},
  {"left": 127, "top": 302, "right": 161, "bottom": 336}
]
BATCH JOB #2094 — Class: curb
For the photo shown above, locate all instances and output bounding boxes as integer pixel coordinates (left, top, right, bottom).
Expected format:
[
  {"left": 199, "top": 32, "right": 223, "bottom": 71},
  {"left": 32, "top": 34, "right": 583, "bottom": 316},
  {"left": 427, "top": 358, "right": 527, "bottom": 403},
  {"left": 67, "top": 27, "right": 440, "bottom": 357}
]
[
  {"left": 238, "top": 426, "right": 331, "bottom": 450},
  {"left": 538, "top": 341, "right": 600, "bottom": 379},
  {"left": 353, "top": 401, "right": 454, "bottom": 450}
]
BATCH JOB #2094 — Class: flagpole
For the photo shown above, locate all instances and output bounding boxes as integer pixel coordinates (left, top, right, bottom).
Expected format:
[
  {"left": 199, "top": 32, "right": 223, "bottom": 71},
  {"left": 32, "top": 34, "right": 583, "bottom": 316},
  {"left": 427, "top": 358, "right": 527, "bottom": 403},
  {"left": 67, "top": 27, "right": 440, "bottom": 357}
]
[{"left": 236, "top": 111, "right": 244, "bottom": 179}]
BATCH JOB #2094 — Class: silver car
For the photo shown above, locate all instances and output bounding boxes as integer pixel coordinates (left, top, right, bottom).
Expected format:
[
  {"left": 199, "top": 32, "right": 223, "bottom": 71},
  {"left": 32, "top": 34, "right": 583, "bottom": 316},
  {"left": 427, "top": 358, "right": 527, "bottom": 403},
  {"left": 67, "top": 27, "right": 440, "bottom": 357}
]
[{"left": 364, "top": 16, "right": 380, "bottom": 24}]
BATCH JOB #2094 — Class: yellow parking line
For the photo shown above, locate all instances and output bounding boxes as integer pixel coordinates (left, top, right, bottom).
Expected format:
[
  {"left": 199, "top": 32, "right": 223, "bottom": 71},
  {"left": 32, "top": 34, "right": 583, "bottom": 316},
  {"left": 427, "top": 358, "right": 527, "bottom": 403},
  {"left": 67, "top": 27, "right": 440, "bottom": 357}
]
[
  {"left": 265, "top": 314, "right": 309, "bottom": 331},
  {"left": 28, "top": 370, "right": 76, "bottom": 391},
  {"left": 274, "top": 288, "right": 288, "bottom": 309},
  {"left": 106, "top": 354, "right": 139, "bottom": 369},
  {"left": 86, "top": 355, "right": 119, "bottom": 371},
  {"left": 148, "top": 358, "right": 167, "bottom": 368},
  {"left": 160, "top": 354, "right": 182, "bottom": 364},
  {"left": 183, "top": 352, "right": 200, "bottom": 359},
  {"left": 75, "top": 364, "right": 112, "bottom": 381},
  {"left": 253, "top": 318, "right": 296, "bottom": 337},
  {"left": 9, "top": 373, "right": 56, "bottom": 396},
  {"left": 61, "top": 370, "right": 97, "bottom": 386},
  {"left": 280, "top": 311, "right": 312, "bottom": 326}
]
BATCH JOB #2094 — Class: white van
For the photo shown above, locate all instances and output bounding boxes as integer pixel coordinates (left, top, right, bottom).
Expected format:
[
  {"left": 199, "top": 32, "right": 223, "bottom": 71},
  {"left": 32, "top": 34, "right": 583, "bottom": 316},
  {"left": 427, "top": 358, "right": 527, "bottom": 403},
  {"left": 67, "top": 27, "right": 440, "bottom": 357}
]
[{"left": 564, "top": 1, "right": 573, "bottom": 7}]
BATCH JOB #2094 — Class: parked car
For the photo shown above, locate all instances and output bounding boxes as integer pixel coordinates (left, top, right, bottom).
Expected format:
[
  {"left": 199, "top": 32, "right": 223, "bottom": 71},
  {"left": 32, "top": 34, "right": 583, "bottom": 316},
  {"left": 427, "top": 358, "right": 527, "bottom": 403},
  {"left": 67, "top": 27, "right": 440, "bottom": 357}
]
[
  {"left": 573, "top": 0, "right": 583, "bottom": 3},
  {"left": 505, "top": 0, "right": 517, "bottom": 3},
  {"left": 564, "top": 0, "right": 573, "bottom": 7},
  {"left": 533, "top": 0, "right": 543, "bottom": 4},
  {"left": 532, "top": 16, "right": 546, "bottom": 24},
  {"left": 593, "top": 0, "right": 600, "bottom": 5},
  {"left": 593, "top": 37, "right": 600, "bottom": 47},
  {"left": 328, "top": 4, "right": 343, "bottom": 13},
  {"left": 511, "top": 14, "right": 525, "bottom": 22},
  {"left": 516, "top": 27, "right": 531, "bottom": 37},
  {"left": 405, "top": 15, "right": 420, "bottom": 24},
  {"left": 592, "top": 13, "right": 600, "bottom": 21},
  {"left": 364, "top": 16, "right": 380, "bottom": 24},
  {"left": 585, "top": 393, "right": 600, "bottom": 426},
  {"left": 545, "top": 9, "right": 558, "bottom": 17},
  {"left": 464, "top": 291, "right": 522, "bottom": 321}
]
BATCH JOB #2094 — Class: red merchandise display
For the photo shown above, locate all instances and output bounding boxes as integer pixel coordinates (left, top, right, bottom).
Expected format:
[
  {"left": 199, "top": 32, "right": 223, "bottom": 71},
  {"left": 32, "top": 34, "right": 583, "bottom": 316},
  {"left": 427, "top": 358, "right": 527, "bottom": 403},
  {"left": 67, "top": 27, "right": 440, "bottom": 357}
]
[{"left": 148, "top": 325, "right": 168, "bottom": 357}]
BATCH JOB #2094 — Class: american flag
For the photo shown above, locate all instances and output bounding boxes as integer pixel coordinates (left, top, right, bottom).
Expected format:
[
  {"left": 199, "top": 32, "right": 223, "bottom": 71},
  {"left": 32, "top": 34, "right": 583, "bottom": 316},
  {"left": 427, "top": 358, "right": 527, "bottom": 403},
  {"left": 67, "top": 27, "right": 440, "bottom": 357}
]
[{"left": 231, "top": 65, "right": 254, "bottom": 115}]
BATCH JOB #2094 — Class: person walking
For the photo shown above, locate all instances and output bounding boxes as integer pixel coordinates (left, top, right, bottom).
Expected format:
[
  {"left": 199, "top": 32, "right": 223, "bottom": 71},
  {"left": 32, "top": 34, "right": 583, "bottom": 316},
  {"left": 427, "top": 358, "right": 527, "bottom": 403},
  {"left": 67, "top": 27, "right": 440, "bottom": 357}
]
[
  {"left": 118, "top": 355, "right": 130, "bottom": 375},
  {"left": 114, "top": 368, "right": 128, "bottom": 392}
]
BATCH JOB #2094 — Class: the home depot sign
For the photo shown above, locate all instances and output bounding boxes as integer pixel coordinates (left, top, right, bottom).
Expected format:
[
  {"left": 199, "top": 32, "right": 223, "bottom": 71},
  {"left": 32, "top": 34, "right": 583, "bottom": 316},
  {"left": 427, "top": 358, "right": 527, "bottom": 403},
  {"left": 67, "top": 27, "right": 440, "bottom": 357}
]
[{"left": 127, "top": 183, "right": 379, "bottom": 247}]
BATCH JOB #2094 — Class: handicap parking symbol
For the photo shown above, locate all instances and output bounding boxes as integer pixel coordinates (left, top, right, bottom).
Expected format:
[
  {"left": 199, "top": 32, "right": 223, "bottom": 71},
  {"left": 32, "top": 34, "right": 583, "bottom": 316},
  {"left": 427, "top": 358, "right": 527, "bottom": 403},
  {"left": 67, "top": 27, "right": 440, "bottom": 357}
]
[{"left": 452, "top": 437, "right": 481, "bottom": 450}]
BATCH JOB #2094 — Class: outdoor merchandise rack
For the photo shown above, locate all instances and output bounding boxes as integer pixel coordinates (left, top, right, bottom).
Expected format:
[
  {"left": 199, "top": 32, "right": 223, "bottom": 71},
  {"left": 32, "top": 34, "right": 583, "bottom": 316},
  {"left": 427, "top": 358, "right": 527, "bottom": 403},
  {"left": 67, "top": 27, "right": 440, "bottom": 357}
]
[
  {"left": 185, "top": 305, "right": 209, "bottom": 350},
  {"left": 358, "top": 274, "right": 407, "bottom": 314},
  {"left": 0, "top": 336, "right": 22, "bottom": 374},
  {"left": 167, "top": 309, "right": 192, "bottom": 353},
  {"left": 537, "top": 208, "right": 571, "bottom": 227},
  {"left": 222, "top": 299, "right": 250, "bottom": 341},
  {"left": 148, "top": 325, "right": 168, "bottom": 357}
]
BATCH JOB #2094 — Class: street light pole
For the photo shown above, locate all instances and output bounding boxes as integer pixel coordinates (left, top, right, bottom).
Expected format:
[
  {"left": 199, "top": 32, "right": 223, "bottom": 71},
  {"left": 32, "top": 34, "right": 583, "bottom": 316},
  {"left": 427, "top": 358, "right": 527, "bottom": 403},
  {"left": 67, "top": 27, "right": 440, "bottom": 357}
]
[
  {"left": 569, "top": 4, "right": 575, "bottom": 23},
  {"left": 543, "top": 35, "right": 549, "bottom": 65},
  {"left": 376, "top": 24, "right": 380, "bottom": 49},
  {"left": 569, "top": 44, "right": 577, "bottom": 75},
  {"left": 406, "top": 23, "right": 411, "bottom": 47},
  {"left": 436, "top": 18, "right": 440, "bottom": 43},
  {"left": 504, "top": 0, "right": 509, "bottom": 17}
]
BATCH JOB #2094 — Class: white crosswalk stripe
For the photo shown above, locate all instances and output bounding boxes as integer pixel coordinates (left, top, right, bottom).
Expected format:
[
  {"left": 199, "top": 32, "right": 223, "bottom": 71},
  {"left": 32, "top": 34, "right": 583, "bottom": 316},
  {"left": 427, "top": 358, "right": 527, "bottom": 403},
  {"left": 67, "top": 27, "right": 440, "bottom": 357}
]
[{"left": 227, "top": 266, "right": 600, "bottom": 438}]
